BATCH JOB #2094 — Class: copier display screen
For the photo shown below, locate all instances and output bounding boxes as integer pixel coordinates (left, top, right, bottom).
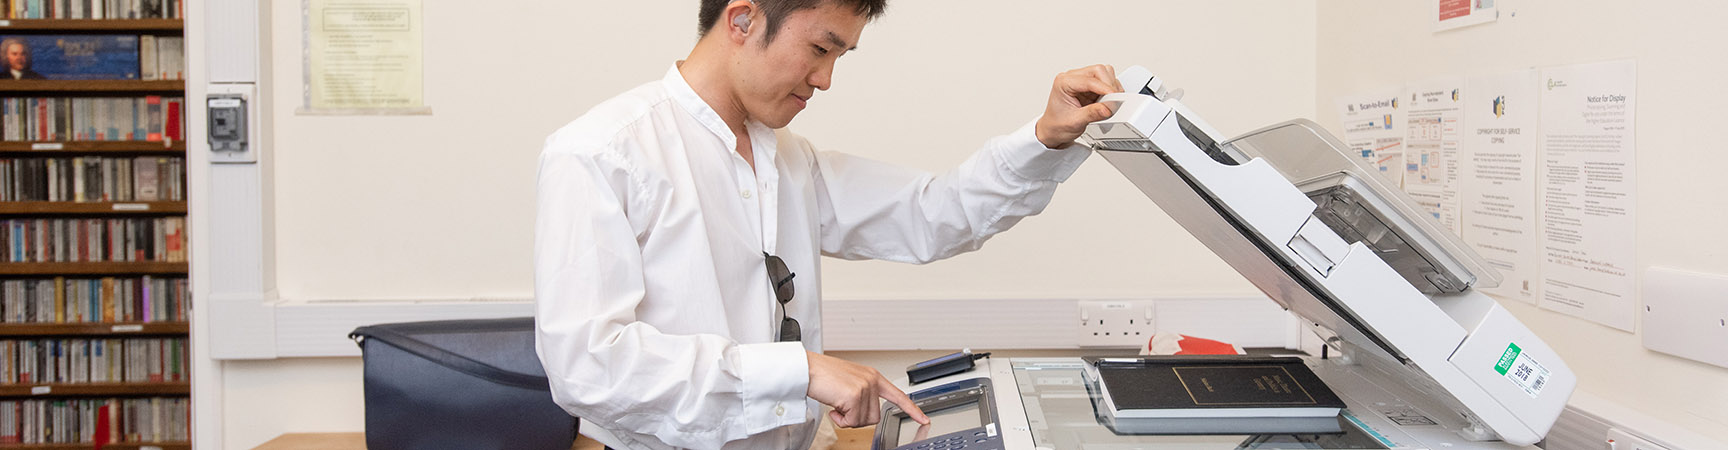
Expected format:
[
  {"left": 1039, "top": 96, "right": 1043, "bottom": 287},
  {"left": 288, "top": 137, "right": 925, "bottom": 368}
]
[{"left": 896, "top": 401, "right": 981, "bottom": 444}]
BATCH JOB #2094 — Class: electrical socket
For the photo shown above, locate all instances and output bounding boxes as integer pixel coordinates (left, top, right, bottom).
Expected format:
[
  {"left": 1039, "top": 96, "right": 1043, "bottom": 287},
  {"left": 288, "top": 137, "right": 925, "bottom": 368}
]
[
  {"left": 1607, "top": 428, "right": 1670, "bottom": 450},
  {"left": 1077, "top": 300, "right": 1156, "bottom": 348}
]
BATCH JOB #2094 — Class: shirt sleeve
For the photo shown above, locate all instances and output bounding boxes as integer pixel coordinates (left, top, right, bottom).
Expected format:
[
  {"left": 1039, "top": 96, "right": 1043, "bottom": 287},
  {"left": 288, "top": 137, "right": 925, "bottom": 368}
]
[
  {"left": 813, "top": 119, "right": 1091, "bottom": 263},
  {"left": 534, "top": 136, "right": 810, "bottom": 449}
]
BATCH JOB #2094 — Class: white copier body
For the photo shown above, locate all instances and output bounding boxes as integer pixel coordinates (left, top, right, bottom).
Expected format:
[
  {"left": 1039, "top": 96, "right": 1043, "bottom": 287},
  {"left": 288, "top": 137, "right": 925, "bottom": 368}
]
[{"left": 886, "top": 67, "right": 1576, "bottom": 450}]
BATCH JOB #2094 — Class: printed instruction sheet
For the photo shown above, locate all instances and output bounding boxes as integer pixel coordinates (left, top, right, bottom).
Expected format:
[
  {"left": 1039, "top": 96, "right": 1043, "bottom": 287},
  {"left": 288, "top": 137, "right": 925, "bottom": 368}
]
[
  {"left": 1403, "top": 77, "right": 1466, "bottom": 235},
  {"left": 1537, "top": 60, "right": 1638, "bottom": 331},
  {"left": 1337, "top": 92, "right": 1407, "bottom": 187},
  {"left": 306, "top": 0, "right": 427, "bottom": 113},
  {"left": 1463, "top": 70, "right": 1542, "bottom": 304}
]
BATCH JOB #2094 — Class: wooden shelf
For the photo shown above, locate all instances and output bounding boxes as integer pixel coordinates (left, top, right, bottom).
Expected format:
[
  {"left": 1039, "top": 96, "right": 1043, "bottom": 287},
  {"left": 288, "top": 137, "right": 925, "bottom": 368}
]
[
  {"left": 0, "top": 322, "right": 186, "bottom": 337},
  {"left": 0, "top": 202, "right": 184, "bottom": 215},
  {"left": 0, "top": 442, "right": 188, "bottom": 450},
  {"left": 0, "top": 382, "right": 187, "bottom": 397},
  {"left": 0, "top": 19, "right": 182, "bottom": 32},
  {"left": 0, "top": 80, "right": 183, "bottom": 93},
  {"left": 0, "top": 141, "right": 183, "bottom": 154},
  {"left": 0, "top": 262, "right": 186, "bottom": 276},
  {"left": 0, "top": 21, "right": 190, "bottom": 447}
]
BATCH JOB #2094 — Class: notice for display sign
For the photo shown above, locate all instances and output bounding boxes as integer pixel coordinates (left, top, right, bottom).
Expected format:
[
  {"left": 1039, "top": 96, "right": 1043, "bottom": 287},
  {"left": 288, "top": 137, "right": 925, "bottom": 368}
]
[
  {"left": 303, "top": 0, "right": 429, "bottom": 114},
  {"left": 1537, "top": 60, "right": 1637, "bottom": 331},
  {"left": 1463, "top": 70, "right": 1542, "bottom": 304}
]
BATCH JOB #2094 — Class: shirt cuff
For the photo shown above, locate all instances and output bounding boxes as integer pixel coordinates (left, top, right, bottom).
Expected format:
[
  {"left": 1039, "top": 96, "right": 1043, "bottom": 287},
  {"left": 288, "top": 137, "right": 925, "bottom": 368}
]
[
  {"left": 734, "top": 342, "right": 810, "bottom": 434},
  {"left": 999, "top": 120, "right": 1092, "bottom": 183}
]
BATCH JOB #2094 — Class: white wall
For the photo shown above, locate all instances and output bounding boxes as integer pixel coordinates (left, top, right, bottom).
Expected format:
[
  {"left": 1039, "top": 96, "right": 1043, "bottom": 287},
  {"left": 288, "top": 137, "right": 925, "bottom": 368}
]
[
  {"left": 1315, "top": 0, "right": 1728, "bottom": 443},
  {"left": 263, "top": 1, "right": 1322, "bottom": 303},
  {"left": 218, "top": 1, "right": 1317, "bottom": 448}
]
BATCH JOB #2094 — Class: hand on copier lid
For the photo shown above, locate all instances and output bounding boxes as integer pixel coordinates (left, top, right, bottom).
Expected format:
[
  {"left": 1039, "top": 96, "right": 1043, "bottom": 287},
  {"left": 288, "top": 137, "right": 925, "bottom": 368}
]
[{"left": 1035, "top": 64, "right": 1125, "bottom": 148}]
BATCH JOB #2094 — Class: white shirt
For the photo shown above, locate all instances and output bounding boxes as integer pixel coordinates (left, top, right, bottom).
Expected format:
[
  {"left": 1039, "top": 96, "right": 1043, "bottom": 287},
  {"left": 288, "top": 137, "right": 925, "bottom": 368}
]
[{"left": 534, "top": 65, "right": 1089, "bottom": 450}]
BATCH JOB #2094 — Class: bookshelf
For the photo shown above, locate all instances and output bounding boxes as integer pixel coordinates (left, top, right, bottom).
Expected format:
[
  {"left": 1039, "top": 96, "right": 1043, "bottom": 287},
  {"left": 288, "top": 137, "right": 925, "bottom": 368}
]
[
  {"left": 0, "top": 444, "right": 188, "bottom": 450},
  {"left": 0, "top": 19, "right": 182, "bottom": 32},
  {"left": 0, "top": 12, "right": 189, "bottom": 448},
  {"left": 0, "top": 142, "right": 184, "bottom": 153},
  {"left": 0, "top": 80, "right": 184, "bottom": 93}
]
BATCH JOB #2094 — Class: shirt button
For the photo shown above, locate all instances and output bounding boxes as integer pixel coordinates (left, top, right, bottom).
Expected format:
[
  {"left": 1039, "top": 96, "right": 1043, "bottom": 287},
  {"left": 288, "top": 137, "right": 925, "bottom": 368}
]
[
  {"left": 774, "top": 404, "right": 785, "bottom": 416},
  {"left": 742, "top": 190, "right": 753, "bottom": 199}
]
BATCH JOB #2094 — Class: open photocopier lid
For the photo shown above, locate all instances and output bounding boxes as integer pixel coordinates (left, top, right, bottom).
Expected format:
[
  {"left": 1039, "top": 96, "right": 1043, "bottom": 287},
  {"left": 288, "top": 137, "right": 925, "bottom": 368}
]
[{"left": 1081, "top": 67, "right": 1574, "bottom": 446}]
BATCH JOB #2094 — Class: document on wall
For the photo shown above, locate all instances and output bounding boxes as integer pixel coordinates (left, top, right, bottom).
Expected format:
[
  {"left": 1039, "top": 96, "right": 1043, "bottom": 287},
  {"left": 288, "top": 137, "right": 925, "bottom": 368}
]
[
  {"left": 1462, "top": 70, "right": 1541, "bottom": 304},
  {"left": 1402, "top": 78, "right": 1466, "bottom": 235},
  {"left": 1537, "top": 60, "right": 1637, "bottom": 331},
  {"left": 303, "top": 0, "right": 429, "bottom": 114},
  {"left": 1337, "top": 92, "right": 1407, "bottom": 187},
  {"left": 1436, "top": 0, "right": 1498, "bottom": 31}
]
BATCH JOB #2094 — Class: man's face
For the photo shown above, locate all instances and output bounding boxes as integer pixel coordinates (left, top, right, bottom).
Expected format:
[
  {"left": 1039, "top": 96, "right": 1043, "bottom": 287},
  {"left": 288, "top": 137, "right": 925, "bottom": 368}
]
[
  {"left": 732, "top": 4, "right": 866, "bottom": 129},
  {"left": 5, "top": 44, "right": 26, "bottom": 71}
]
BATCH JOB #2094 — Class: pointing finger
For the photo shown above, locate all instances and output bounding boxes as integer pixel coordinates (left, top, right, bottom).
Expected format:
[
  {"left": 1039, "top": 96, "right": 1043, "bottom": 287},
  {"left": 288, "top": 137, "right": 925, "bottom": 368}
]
[{"left": 878, "top": 377, "right": 929, "bottom": 425}]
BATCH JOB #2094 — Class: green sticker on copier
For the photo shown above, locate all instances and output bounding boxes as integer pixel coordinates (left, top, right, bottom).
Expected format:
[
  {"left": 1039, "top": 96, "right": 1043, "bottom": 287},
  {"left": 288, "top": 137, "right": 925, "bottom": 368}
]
[
  {"left": 1495, "top": 342, "right": 1549, "bottom": 398},
  {"left": 1494, "top": 343, "right": 1521, "bottom": 375}
]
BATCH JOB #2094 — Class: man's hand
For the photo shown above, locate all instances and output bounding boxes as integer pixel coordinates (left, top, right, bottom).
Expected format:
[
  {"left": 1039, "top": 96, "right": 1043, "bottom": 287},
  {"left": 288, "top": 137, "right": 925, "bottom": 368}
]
[
  {"left": 807, "top": 351, "right": 929, "bottom": 428},
  {"left": 1034, "top": 64, "right": 1125, "bottom": 149}
]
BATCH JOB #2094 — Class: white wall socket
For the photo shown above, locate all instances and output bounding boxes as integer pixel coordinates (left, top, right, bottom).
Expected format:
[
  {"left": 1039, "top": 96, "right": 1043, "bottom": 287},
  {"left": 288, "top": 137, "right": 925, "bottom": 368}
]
[
  {"left": 1607, "top": 427, "right": 1670, "bottom": 450},
  {"left": 1077, "top": 300, "right": 1157, "bottom": 348}
]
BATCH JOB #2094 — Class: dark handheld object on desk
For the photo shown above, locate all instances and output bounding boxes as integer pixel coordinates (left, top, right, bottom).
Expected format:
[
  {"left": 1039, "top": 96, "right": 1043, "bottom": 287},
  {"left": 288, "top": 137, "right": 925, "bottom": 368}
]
[{"left": 908, "top": 349, "right": 990, "bottom": 385}]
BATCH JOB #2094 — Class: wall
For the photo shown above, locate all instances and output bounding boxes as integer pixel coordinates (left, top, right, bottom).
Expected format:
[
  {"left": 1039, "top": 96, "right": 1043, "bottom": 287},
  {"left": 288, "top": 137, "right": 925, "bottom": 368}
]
[
  {"left": 218, "top": 1, "right": 1318, "bottom": 448},
  {"left": 1315, "top": 0, "right": 1728, "bottom": 442},
  {"left": 263, "top": 1, "right": 1321, "bottom": 303}
]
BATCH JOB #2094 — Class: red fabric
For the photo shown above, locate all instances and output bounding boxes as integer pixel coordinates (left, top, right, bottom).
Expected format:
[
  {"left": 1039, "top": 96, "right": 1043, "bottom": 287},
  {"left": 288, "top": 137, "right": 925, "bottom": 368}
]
[{"left": 1172, "top": 334, "right": 1242, "bottom": 355}]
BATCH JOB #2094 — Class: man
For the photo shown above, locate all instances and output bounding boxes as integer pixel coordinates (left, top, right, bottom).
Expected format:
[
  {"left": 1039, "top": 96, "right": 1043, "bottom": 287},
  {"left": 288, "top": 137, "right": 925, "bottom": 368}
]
[
  {"left": 0, "top": 38, "right": 45, "bottom": 80},
  {"left": 534, "top": 0, "right": 1121, "bottom": 448}
]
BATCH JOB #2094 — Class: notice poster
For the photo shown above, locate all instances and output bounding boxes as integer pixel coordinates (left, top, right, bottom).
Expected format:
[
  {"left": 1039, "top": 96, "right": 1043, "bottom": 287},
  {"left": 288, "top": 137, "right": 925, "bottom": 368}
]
[
  {"left": 1437, "top": 0, "right": 1498, "bottom": 31},
  {"left": 1337, "top": 92, "right": 1407, "bottom": 187},
  {"left": 305, "top": 0, "right": 428, "bottom": 114},
  {"left": 1403, "top": 78, "right": 1466, "bottom": 234},
  {"left": 1537, "top": 60, "right": 1637, "bottom": 331},
  {"left": 1463, "top": 70, "right": 1541, "bottom": 304}
]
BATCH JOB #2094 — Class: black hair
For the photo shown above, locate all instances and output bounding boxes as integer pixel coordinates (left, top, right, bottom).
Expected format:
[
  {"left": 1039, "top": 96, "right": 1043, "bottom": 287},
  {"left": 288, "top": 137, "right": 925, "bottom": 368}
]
[{"left": 697, "top": 0, "right": 887, "bottom": 43}]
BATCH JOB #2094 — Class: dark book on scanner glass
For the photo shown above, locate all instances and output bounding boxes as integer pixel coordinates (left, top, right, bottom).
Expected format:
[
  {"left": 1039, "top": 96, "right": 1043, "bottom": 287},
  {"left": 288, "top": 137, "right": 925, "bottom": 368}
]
[{"left": 1083, "top": 356, "right": 1345, "bottom": 419}]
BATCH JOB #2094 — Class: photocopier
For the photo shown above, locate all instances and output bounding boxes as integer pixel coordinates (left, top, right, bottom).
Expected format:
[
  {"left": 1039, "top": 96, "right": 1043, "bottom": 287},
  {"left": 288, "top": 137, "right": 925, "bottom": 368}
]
[{"left": 873, "top": 66, "right": 1576, "bottom": 450}]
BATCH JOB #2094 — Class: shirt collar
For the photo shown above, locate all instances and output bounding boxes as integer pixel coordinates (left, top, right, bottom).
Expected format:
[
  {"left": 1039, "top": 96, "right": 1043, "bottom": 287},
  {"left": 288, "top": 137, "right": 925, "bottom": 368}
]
[{"left": 662, "top": 63, "right": 778, "bottom": 165}]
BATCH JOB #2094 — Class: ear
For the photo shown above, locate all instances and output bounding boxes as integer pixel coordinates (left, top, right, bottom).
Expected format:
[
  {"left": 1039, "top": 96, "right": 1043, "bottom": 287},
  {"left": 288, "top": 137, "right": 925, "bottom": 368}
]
[{"left": 723, "top": 0, "right": 755, "bottom": 45}]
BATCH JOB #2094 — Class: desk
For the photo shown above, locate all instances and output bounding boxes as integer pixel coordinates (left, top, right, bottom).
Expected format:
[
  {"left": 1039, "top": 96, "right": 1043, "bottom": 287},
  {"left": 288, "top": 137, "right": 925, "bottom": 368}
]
[{"left": 253, "top": 427, "right": 877, "bottom": 449}]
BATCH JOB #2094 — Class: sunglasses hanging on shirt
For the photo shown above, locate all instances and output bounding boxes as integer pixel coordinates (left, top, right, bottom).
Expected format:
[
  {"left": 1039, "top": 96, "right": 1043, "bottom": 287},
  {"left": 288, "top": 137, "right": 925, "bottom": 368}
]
[{"left": 764, "top": 253, "right": 801, "bottom": 342}]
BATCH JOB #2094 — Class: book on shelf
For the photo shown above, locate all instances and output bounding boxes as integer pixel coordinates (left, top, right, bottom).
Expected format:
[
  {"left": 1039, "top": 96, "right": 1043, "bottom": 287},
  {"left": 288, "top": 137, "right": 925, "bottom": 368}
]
[
  {"left": 0, "top": 35, "right": 138, "bottom": 80},
  {"left": 0, "top": 337, "right": 185, "bottom": 384},
  {"left": 0, "top": 397, "right": 187, "bottom": 444},
  {"left": 1, "top": 155, "right": 185, "bottom": 202},
  {"left": 151, "top": 35, "right": 181, "bottom": 81},
  {"left": 137, "top": 34, "right": 155, "bottom": 81},
  {"left": 2, "top": 217, "right": 186, "bottom": 263},
  {"left": 3, "top": 0, "right": 183, "bottom": 20},
  {"left": 1084, "top": 356, "right": 1346, "bottom": 419},
  {"left": 2, "top": 96, "right": 186, "bottom": 142},
  {"left": 2, "top": 276, "right": 189, "bottom": 324}
]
